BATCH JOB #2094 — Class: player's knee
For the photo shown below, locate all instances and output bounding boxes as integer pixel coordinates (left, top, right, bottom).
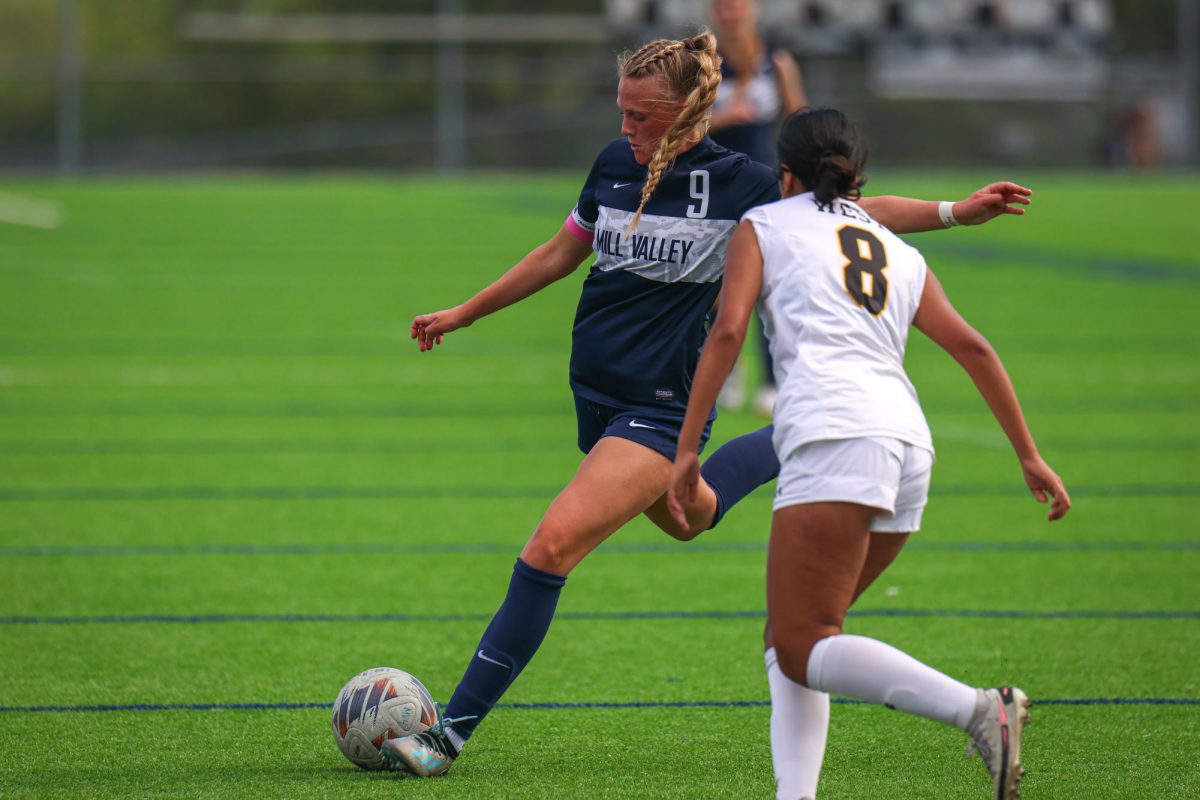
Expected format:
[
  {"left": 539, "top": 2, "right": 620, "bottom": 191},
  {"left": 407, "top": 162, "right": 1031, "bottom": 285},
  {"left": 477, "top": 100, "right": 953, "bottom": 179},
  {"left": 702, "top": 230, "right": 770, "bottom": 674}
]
[
  {"left": 773, "top": 625, "right": 841, "bottom": 687},
  {"left": 657, "top": 517, "right": 703, "bottom": 542},
  {"left": 668, "top": 494, "right": 718, "bottom": 541},
  {"left": 772, "top": 639, "right": 813, "bottom": 686},
  {"left": 522, "top": 521, "right": 577, "bottom": 574},
  {"left": 645, "top": 501, "right": 708, "bottom": 541}
]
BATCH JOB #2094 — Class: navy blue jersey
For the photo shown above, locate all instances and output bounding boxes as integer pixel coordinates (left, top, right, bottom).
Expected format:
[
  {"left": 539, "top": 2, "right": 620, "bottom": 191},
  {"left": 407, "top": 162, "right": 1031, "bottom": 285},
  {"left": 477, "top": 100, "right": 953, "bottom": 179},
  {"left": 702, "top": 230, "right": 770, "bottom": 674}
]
[{"left": 567, "top": 137, "right": 778, "bottom": 414}]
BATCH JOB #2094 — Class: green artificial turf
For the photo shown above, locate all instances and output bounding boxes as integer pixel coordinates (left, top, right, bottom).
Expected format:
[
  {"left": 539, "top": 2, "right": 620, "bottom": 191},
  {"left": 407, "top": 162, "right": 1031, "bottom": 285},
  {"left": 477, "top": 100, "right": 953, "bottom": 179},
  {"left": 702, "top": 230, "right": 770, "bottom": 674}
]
[{"left": 1, "top": 173, "right": 1197, "bottom": 798}]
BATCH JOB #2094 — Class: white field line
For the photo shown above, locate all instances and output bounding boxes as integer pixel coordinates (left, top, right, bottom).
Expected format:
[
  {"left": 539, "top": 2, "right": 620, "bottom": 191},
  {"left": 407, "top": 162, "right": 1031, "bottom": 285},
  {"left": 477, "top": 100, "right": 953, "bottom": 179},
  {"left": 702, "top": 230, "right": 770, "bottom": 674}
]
[
  {"left": 0, "top": 193, "right": 64, "bottom": 229},
  {"left": 933, "top": 421, "right": 1009, "bottom": 449}
]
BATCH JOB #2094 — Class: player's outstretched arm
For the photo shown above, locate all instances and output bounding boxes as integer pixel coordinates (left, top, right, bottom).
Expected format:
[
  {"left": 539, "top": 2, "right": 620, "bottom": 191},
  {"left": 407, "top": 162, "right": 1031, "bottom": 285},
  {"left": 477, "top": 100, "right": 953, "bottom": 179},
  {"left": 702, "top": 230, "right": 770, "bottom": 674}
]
[
  {"left": 913, "top": 268, "right": 1071, "bottom": 521},
  {"left": 410, "top": 224, "right": 594, "bottom": 352},
  {"left": 860, "top": 181, "right": 1032, "bottom": 234},
  {"left": 668, "top": 220, "right": 765, "bottom": 528}
]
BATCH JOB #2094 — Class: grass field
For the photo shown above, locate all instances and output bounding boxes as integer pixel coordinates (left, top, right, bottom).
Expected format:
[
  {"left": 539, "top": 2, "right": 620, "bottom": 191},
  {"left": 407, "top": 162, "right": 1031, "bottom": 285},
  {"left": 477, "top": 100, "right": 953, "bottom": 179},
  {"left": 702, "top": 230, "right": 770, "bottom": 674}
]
[{"left": 0, "top": 172, "right": 1197, "bottom": 799}]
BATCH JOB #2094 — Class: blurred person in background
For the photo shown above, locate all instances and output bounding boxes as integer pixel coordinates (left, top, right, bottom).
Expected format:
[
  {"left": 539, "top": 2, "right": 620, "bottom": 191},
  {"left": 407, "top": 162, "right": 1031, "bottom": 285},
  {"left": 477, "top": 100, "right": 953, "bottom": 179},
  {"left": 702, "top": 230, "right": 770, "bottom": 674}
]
[
  {"left": 1102, "top": 101, "right": 1162, "bottom": 170},
  {"left": 708, "top": 0, "right": 807, "bottom": 416},
  {"left": 709, "top": 0, "right": 807, "bottom": 165}
]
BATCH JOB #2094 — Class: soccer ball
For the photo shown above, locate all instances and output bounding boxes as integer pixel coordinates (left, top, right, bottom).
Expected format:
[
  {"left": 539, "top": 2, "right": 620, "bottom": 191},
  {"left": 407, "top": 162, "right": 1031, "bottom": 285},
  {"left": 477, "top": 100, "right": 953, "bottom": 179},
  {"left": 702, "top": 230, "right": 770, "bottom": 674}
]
[{"left": 331, "top": 667, "right": 439, "bottom": 770}]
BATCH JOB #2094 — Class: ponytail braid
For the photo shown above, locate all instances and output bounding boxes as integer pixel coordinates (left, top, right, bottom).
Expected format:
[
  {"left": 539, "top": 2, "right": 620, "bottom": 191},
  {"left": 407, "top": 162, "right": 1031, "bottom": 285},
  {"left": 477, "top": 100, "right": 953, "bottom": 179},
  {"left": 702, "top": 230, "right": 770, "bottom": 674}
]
[{"left": 619, "top": 32, "right": 723, "bottom": 232}]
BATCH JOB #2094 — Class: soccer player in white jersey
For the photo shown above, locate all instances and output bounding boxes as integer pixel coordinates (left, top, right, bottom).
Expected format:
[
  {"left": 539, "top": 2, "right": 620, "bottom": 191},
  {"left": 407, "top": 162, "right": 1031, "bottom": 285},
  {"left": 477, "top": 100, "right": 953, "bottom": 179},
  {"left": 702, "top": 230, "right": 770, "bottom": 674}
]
[
  {"left": 668, "top": 108, "right": 1071, "bottom": 800},
  {"left": 387, "top": 32, "right": 1038, "bottom": 779}
]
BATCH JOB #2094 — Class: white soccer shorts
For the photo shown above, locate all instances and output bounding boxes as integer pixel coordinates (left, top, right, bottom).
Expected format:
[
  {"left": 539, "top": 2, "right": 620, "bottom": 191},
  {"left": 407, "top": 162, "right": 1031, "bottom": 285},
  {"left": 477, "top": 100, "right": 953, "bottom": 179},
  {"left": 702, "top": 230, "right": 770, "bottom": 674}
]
[{"left": 773, "top": 436, "right": 933, "bottom": 532}]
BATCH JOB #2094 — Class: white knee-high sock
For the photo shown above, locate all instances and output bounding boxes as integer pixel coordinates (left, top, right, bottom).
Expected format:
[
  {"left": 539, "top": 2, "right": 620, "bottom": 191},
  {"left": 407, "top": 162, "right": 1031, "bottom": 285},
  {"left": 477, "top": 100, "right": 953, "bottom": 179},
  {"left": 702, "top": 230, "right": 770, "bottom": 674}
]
[
  {"left": 806, "top": 634, "right": 982, "bottom": 731},
  {"left": 765, "top": 647, "right": 829, "bottom": 800}
]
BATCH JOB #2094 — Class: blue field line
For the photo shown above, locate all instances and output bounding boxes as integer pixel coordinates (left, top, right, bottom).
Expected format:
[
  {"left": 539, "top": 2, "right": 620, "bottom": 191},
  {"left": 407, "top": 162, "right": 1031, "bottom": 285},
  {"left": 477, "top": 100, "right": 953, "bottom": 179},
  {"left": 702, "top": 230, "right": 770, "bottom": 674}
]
[
  {"left": 0, "top": 399, "right": 572, "bottom": 419},
  {"left": 1, "top": 697, "right": 1196, "bottom": 714},
  {"left": 0, "top": 395, "right": 1193, "bottom": 418},
  {"left": 0, "top": 482, "right": 1196, "bottom": 503},
  {"left": 503, "top": 697, "right": 1200, "bottom": 709},
  {"left": 1, "top": 538, "right": 1196, "bottom": 559},
  {"left": 2, "top": 608, "right": 1195, "bottom": 626},
  {"left": 0, "top": 336, "right": 568, "bottom": 359},
  {"left": 2, "top": 328, "right": 1196, "bottom": 356},
  {"left": 0, "top": 435, "right": 1193, "bottom": 456}
]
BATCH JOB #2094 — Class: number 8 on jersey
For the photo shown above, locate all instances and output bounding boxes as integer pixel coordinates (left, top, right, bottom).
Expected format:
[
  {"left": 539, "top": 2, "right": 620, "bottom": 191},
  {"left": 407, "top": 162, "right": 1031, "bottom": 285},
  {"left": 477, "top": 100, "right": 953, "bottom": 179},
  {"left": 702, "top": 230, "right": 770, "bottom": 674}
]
[{"left": 838, "top": 225, "right": 889, "bottom": 315}]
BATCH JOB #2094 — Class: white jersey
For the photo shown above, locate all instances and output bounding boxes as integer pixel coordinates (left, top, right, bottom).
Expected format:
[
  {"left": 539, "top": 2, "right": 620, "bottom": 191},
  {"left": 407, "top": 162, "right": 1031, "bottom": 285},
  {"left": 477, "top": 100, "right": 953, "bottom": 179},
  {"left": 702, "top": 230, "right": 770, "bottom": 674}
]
[{"left": 743, "top": 192, "right": 934, "bottom": 461}]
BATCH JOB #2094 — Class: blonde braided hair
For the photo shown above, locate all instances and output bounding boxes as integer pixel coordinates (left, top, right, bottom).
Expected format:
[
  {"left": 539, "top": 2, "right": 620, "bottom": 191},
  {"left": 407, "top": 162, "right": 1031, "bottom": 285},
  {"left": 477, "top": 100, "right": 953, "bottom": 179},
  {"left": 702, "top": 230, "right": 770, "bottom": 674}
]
[{"left": 618, "top": 32, "right": 723, "bottom": 232}]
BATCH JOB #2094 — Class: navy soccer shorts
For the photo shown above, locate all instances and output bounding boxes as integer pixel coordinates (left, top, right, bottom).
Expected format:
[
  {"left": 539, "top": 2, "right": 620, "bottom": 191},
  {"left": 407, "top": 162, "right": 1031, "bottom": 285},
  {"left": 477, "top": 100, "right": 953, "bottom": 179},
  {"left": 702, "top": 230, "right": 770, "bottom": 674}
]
[{"left": 574, "top": 395, "right": 713, "bottom": 462}]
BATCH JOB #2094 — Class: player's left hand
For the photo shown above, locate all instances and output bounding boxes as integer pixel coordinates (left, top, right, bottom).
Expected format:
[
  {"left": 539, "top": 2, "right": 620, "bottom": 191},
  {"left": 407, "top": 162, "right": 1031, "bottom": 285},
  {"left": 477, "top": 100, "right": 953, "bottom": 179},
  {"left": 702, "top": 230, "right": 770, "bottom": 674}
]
[
  {"left": 953, "top": 182, "right": 1032, "bottom": 225},
  {"left": 1020, "top": 454, "right": 1071, "bottom": 521},
  {"left": 667, "top": 452, "right": 701, "bottom": 530}
]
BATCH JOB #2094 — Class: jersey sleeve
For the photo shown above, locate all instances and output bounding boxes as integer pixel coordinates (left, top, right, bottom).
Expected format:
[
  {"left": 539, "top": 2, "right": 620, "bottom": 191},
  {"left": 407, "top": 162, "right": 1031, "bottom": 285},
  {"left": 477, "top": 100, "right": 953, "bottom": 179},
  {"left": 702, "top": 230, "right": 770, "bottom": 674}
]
[
  {"left": 741, "top": 205, "right": 769, "bottom": 228},
  {"left": 568, "top": 149, "right": 604, "bottom": 242},
  {"left": 741, "top": 206, "right": 779, "bottom": 298},
  {"left": 741, "top": 163, "right": 781, "bottom": 213}
]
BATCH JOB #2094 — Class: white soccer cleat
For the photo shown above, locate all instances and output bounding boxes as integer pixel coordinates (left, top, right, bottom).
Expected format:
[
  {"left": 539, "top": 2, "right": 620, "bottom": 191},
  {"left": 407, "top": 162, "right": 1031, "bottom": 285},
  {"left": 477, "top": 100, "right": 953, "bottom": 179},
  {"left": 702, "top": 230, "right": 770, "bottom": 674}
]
[{"left": 968, "top": 686, "right": 1031, "bottom": 800}]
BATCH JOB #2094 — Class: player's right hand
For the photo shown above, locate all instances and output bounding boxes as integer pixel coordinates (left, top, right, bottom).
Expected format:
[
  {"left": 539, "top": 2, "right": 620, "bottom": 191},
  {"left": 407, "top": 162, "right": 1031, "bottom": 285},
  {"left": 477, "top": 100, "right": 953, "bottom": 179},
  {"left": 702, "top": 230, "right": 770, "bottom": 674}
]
[
  {"left": 953, "top": 182, "right": 1033, "bottom": 225},
  {"left": 667, "top": 451, "right": 701, "bottom": 530},
  {"left": 410, "top": 306, "right": 468, "bottom": 352},
  {"left": 1020, "top": 455, "right": 1071, "bottom": 521}
]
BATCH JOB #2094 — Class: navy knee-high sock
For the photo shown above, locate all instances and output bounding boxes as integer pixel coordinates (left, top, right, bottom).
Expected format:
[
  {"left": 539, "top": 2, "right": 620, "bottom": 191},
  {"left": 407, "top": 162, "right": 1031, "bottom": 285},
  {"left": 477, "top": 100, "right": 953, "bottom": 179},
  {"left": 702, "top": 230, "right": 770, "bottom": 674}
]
[
  {"left": 443, "top": 558, "right": 566, "bottom": 744},
  {"left": 700, "top": 424, "right": 779, "bottom": 528}
]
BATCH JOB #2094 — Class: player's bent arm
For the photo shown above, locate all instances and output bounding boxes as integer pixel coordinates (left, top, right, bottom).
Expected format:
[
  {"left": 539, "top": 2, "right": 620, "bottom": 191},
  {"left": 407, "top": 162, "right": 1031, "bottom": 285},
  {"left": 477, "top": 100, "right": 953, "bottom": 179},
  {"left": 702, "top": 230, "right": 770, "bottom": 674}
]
[
  {"left": 913, "top": 268, "right": 1071, "bottom": 520},
  {"left": 411, "top": 224, "right": 593, "bottom": 351},
  {"left": 457, "top": 224, "right": 593, "bottom": 322},
  {"left": 860, "top": 181, "right": 1032, "bottom": 234},
  {"left": 679, "top": 222, "right": 764, "bottom": 454},
  {"left": 913, "top": 269, "right": 1036, "bottom": 457},
  {"left": 668, "top": 221, "right": 765, "bottom": 527}
]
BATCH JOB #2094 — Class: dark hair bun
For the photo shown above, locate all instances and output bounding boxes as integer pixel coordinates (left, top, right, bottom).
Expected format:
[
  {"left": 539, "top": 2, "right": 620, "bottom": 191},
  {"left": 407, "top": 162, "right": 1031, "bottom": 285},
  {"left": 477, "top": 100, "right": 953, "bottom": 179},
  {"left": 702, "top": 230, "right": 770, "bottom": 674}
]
[
  {"left": 813, "top": 152, "right": 857, "bottom": 204},
  {"left": 777, "top": 109, "right": 867, "bottom": 203}
]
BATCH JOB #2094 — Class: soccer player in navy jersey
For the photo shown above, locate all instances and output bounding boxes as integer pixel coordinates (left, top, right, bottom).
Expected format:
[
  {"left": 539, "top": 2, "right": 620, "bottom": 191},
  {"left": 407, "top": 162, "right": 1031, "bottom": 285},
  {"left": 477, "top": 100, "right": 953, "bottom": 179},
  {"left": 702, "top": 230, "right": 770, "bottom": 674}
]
[{"left": 383, "top": 32, "right": 1035, "bottom": 777}]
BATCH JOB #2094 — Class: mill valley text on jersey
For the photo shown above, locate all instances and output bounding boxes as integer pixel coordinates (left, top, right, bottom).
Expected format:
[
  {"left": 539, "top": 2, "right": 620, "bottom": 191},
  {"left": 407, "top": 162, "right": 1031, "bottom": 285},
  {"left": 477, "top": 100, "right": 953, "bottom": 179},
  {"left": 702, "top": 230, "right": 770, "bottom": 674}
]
[
  {"left": 593, "top": 228, "right": 697, "bottom": 269},
  {"left": 566, "top": 138, "right": 777, "bottom": 414}
]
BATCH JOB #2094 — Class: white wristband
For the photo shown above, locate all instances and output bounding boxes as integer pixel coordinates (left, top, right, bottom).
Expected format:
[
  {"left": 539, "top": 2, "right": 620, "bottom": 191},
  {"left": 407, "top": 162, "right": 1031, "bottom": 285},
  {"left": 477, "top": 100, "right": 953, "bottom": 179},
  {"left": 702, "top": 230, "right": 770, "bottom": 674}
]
[{"left": 938, "top": 201, "right": 960, "bottom": 228}]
